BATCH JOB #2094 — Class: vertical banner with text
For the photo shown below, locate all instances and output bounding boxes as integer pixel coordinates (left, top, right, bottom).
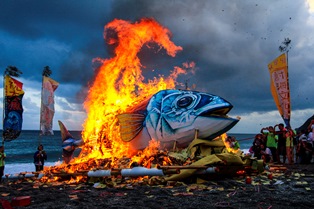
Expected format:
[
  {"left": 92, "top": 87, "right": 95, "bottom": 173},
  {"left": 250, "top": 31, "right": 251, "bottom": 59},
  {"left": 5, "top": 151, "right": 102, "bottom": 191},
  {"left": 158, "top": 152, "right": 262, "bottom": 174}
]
[{"left": 268, "top": 53, "right": 291, "bottom": 128}]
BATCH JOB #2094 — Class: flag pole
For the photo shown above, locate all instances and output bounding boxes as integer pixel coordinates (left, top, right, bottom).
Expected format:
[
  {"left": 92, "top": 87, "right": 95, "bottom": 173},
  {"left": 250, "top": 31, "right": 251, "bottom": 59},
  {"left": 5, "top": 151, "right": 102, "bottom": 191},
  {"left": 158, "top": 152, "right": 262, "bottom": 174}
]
[
  {"left": 279, "top": 38, "right": 292, "bottom": 128},
  {"left": 39, "top": 74, "right": 44, "bottom": 146},
  {"left": 2, "top": 73, "right": 5, "bottom": 146},
  {"left": 286, "top": 49, "right": 291, "bottom": 128}
]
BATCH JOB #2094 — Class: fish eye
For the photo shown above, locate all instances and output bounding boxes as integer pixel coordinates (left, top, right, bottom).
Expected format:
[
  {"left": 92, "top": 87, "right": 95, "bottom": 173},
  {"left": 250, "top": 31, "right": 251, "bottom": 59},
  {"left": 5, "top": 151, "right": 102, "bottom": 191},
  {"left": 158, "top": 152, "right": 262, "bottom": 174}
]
[{"left": 177, "top": 96, "right": 193, "bottom": 108}]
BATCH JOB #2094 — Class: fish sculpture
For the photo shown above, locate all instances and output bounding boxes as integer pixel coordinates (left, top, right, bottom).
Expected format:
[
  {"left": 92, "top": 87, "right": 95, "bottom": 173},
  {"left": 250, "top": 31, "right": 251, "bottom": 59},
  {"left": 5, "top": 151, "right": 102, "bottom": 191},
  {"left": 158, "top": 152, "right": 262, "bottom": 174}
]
[
  {"left": 58, "top": 120, "right": 84, "bottom": 164},
  {"left": 117, "top": 89, "right": 240, "bottom": 151}
]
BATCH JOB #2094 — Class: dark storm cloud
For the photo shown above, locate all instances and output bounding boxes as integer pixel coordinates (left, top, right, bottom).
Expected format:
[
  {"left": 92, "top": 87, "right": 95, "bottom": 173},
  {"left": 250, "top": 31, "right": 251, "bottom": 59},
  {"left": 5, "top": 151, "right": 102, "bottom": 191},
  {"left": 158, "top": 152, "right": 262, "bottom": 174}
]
[
  {"left": 1, "top": 0, "right": 313, "bottom": 131},
  {"left": 108, "top": 0, "right": 314, "bottom": 117},
  {"left": 0, "top": 0, "right": 113, "bottom": 107},
  {"left": 0, "top": 0, "right": 110, "bottom": 41},
  {"left": 0, "top": 0, "right": 111, "bottom": 84},
  {"left": 106, "top": 0, "right": 314, "bottom": 132}
]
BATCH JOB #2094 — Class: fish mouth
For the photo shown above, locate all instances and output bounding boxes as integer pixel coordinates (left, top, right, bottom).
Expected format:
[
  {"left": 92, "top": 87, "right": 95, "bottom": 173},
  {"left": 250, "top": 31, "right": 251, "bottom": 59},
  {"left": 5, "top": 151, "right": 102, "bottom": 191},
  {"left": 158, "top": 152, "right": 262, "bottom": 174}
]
[
  {"left": 196, "top": 103, "right": 239, "bottom": 140},
  {"left": 199, "top": 106, "right": 232, "bottom": 117},
  {"left": 198, "top": 103, "right": 234, "bottom": 119},
  {"left": 195, "top": 107, "right": 239, "bottom": 140},
  {"left": 193, "top": 92, "right": 235, "bottom": 119}
]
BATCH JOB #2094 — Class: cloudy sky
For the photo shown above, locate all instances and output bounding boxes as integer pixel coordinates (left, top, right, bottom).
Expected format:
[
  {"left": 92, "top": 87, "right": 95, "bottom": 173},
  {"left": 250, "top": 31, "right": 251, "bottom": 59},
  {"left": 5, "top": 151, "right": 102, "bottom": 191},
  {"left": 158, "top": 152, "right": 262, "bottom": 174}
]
[{"left": 0, "top": 0, "right": 313, "bottom": 134}]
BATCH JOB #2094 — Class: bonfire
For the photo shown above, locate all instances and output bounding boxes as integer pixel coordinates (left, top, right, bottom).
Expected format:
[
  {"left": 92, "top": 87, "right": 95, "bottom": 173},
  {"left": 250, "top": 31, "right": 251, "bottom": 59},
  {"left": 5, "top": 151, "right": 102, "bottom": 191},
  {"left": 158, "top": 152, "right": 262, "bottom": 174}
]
[{"left": 38, "top": 18, "right": 261, "bottom": 184}]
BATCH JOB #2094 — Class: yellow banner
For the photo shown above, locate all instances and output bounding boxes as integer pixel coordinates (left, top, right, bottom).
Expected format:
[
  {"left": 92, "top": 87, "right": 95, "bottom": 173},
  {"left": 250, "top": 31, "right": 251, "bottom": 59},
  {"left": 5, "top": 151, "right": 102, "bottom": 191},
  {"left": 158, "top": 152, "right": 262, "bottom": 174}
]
[
  {"left": 4, "top": 75, "right": 24, "bottom": 96},
  {"left": 268, "top": 53, "right": 290, "bottom": 125}
]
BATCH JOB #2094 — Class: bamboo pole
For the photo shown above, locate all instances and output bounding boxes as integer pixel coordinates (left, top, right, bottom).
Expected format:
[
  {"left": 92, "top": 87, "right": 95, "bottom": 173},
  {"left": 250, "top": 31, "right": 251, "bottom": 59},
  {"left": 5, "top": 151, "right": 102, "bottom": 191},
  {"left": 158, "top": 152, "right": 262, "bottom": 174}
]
[
  {"left": 159, "top": 165, "right": 209, "bottom": 169},
  {"left": 286, "top": 50, "right": 291, "bottom": 128},
  {"left": 237, "top": 137, "right": 255, "bottom": 142},
  {"left": 159, "top": 165, "right": 218, "bottom": 174},
  {"left": 88, "top": 166, "right": 216, "bottom": 177},
  {"left": 2, "top": 74, "right": 5, "bottom": 146},
  {"left": 38, "top": 75, "right": 44, "bottom": 145},
  {"left": 2, "top": 165, "right": 220, "bottom": 180},
  {"left": 88, "top": 167, "right": 169, "bottom": 177}
]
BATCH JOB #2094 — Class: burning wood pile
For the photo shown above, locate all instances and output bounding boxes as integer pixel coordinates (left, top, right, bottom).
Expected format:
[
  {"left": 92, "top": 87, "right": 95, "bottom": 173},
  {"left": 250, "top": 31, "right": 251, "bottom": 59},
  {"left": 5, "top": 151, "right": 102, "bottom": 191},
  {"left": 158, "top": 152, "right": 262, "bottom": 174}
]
[
  {"left": 20, "top": 18, "right": 263, "bottom": 185},
  {"left": 37, "top": 133, "right": 263, "bottom": 186}
]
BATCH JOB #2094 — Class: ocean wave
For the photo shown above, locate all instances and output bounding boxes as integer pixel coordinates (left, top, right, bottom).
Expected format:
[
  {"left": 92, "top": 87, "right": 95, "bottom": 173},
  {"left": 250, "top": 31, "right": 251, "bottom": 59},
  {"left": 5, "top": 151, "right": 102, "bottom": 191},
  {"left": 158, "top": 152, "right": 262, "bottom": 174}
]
[{"left": 4, "top": 161, "right": 60, "bottom": 175}]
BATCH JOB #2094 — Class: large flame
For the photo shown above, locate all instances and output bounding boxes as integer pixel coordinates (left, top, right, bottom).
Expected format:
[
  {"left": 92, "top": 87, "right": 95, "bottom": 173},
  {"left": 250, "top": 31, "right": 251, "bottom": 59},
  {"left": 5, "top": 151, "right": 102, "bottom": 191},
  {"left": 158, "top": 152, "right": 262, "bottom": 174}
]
[{"left": 73, "top": 18, "right": 193, "bottom": 166}]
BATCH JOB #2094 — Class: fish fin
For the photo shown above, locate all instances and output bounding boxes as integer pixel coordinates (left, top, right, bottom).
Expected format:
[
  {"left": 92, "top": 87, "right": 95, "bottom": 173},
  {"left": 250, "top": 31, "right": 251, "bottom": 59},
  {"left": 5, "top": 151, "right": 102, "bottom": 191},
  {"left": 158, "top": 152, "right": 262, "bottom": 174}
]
[
  {"left": 117, "top": 113, "right": 145, "bottom": 142},
  {"left": 62, "top": 149, "right": 74, "bottom": 164},
  {"left": 58, "top": 120, "right": 83, "bottom": 164},
  {"left": 58, "top": 120, "right": 74, "bottom": 142}
]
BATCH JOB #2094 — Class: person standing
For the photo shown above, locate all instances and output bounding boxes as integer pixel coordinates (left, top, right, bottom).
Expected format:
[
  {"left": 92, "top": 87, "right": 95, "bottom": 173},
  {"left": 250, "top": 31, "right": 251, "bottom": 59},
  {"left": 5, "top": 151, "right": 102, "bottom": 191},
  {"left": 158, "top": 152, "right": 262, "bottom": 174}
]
[
  {"left": 261, "top": 126, "right": 277, "bottom": 163},
  {"left": 307, "top": 120, "right": 314, "bottom": 148},
  {"left": 0, "top": 146, "right": 6, "bottom": 182},
  {"left": 33, "top": 144, "right": 47, "bottom": 171},
  {"left": 296, "top": 139, "right": 313, "bottom": 164},
  {"left": 251, "top": 134, "right": 263, "bottom": 159},
  {"left": 285, "top": 128, "right": 295, "bottom": 164},
  {"left": 274, "top": 123, "right": 287, "bottom": 164}
]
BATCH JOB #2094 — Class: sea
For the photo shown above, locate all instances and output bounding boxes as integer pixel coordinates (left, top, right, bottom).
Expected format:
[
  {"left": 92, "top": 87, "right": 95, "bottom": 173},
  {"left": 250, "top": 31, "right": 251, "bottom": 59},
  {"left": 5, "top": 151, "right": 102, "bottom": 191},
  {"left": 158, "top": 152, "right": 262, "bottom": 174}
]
[{"left": 0, "top": 130, "right": 255, "bottom": 175}]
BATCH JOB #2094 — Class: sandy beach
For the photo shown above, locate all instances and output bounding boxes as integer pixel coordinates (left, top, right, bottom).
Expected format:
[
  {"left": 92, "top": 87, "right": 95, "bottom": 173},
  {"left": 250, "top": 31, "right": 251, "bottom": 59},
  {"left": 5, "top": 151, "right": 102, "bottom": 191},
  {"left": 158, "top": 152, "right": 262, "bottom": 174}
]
[{"left": 0, "top": 163, "right": 313, "bottom": 209}]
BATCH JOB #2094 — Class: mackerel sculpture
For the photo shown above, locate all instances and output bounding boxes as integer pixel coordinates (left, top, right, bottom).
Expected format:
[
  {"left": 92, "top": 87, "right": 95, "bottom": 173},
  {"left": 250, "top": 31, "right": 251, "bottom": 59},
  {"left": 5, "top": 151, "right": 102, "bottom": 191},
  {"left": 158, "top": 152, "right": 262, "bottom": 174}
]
[
  {"left": 58, "top": 89, "right": 239, "bottom": 163},
  {"left": 118, "top": 89, "right": 239, "bottom": 151}
]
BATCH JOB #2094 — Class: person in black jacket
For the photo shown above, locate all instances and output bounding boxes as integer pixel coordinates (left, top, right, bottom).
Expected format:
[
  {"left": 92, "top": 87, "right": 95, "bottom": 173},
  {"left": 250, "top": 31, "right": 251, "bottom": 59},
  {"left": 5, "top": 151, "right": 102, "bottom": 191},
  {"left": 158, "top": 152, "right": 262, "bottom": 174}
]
[
  {"left": 33, "top": 144, "right": 47, "bottom": 171},
  {"left": 274, "top": 123, "right": 287, "bottom": 164}
]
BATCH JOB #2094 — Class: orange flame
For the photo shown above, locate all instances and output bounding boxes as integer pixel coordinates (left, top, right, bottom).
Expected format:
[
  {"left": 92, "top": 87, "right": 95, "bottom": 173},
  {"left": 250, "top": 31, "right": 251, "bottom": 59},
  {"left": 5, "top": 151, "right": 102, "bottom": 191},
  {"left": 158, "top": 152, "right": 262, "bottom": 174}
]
[
  {"left": 223, "top": 135, "right": 240, "bottom": 154},
  {"left": 73, "top": 18, "right": 193, "bottom": 166},
  {"left": 130, "top": 139, "right": 160, "bottom": 168}
]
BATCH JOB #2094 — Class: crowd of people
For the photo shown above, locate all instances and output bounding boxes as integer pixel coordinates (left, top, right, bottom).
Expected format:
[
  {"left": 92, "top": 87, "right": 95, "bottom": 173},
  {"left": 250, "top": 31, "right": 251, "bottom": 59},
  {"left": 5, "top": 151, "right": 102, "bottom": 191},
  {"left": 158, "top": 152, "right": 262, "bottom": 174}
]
[{"left": 248, "top": 120, "right": 314, "bottom": 165}]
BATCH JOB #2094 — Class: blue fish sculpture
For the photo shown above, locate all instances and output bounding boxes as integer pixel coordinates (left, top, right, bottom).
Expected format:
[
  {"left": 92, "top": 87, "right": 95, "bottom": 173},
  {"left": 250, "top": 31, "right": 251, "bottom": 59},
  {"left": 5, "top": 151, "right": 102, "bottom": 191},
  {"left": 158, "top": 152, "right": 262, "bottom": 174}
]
[
  {"left": 58, "top": 120, "right": 84, "bottom": 164},
  {"left": 117, "top": 89, "right": 239, "bottom": 151}
]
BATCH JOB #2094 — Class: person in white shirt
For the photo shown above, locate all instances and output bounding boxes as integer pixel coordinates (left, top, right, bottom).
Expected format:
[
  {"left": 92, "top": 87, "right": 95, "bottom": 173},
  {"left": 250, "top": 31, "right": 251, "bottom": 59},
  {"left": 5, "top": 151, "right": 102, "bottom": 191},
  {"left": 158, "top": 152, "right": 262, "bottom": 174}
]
[
  {"left": 307, "top": 120, "right": 314, "bottom": 143},
  {"left": 260, "top": 143, "right": 272, "bottom": 163}
]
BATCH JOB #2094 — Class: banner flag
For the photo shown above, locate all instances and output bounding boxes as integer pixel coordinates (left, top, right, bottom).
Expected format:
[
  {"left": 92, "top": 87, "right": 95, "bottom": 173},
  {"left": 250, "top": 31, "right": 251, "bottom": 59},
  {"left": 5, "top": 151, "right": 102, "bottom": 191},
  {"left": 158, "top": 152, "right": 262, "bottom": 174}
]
[
  {"left": 40, "top": 76, "right": 59, "bottom": 135},
  {"left": 3, "top": 75, "right": 24, "bottom": 141},
  {"left": 268, "top": 53, "right": 291, "bottom": 128}
]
